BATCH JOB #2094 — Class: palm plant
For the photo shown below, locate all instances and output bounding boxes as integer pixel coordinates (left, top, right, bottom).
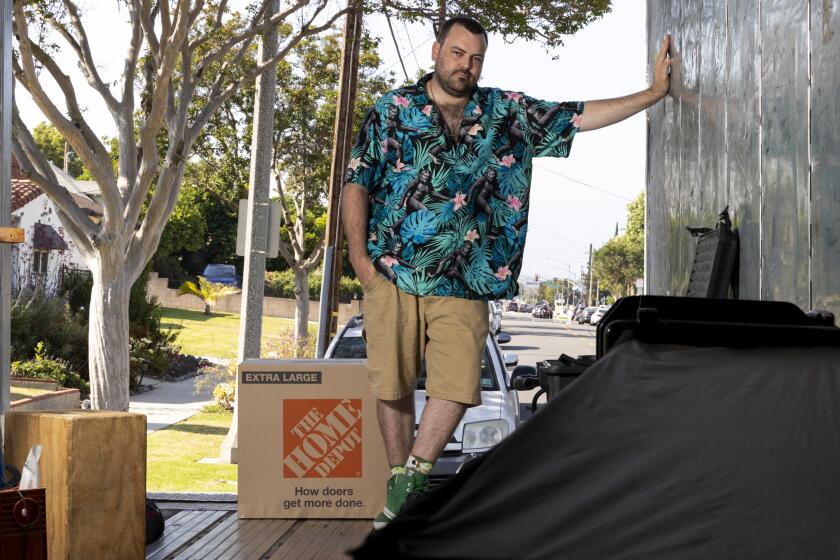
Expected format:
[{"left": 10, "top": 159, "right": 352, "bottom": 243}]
[{"left": 177, "top": 277, "right": 239, "bottom": 316}]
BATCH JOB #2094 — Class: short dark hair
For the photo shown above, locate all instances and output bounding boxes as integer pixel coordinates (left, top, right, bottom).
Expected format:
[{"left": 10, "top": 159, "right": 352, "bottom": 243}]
[{"left": 437, "top": 16, "right": 488, "bottom": 46}]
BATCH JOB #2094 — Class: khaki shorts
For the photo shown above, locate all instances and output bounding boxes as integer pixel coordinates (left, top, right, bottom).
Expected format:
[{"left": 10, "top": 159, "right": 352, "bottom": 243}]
[{"left": 361, "top": 273, "right": 489, "bottom": 406}]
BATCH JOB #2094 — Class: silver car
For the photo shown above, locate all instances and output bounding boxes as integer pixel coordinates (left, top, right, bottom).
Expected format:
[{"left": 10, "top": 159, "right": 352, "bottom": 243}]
[
  {"left": 325, "top": 314, "right": 521, "bottom": 484},
  {"left": 488, "top": 301, "right": 503, "bottom": 334}
]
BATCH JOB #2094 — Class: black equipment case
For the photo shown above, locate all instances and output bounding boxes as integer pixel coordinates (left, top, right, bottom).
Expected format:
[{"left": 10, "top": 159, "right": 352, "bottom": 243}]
[{"left": 353, "top": 296, "right": 840, "bottom": 560}]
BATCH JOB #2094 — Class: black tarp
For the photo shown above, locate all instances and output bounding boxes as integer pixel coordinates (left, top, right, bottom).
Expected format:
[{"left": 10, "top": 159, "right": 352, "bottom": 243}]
[{"left": 354, "top": 338, "right": 840, "bottom": 559}]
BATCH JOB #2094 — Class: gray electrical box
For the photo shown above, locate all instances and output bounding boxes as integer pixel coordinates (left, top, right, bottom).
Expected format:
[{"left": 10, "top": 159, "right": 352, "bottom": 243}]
[{"left": 236, "top": 199, "right": 281, "bottom": 258}]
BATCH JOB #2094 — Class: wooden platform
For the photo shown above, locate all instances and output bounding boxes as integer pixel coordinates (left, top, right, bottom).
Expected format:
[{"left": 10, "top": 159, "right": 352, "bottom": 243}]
[{"left": 145, "top": 502, "right": 371, "bottom": 560}]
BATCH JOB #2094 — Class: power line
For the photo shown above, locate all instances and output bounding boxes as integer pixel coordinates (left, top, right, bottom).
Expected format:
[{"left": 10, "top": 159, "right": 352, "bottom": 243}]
[
  {"left": 375, "top": 31, "right": 435, "bottom": 78},
  {"left": 384, "top": 11, "right": 410, "bottom": 83},
  {"left": 533, "top": 163, "right": 633, "bottom": 202},
  {"left": 527, "top": 225, "right": 590, "bottom": 248},
  {"left": 402, "top": 19, "right": 422, "bottom": 70}
]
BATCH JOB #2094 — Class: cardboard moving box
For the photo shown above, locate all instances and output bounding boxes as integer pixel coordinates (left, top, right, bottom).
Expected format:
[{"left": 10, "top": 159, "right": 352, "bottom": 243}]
[{"left": 238, "top": 360, "right": 389, "bottom": 519}]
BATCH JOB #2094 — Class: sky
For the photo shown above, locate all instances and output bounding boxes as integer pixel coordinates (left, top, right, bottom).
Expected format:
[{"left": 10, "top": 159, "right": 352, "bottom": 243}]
[{"left": 16, "top": 0, "right": 649, "bottom": 285}]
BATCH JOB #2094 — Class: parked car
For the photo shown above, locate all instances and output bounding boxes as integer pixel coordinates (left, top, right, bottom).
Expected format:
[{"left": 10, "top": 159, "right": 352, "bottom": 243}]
[
  {"left": 590, "top": 305, "right": 612, "bottom": 326},
  {"left": 578, "top": 306, "right": 597, "bottom": 324},
  {"left": 519, "top": 303, "right": 534, "bottom": 314},
  {"left": 532, "top": 303, "right": 553, "bottom": 319},
  {"left": 489, "top": 301, "right": 503, "bottom": 334},
  {"left": 506, "top": 300, "right": 520, "bottom": 312},
  {"left": 201, "top": 263, "right": 241, "bottom": 287},
  {"left": 326, "top": 314, "right": 521, "bottom": 483}
]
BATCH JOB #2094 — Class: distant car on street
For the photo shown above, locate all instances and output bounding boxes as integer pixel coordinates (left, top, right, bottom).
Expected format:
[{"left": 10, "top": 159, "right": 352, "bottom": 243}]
[
  {"left": 590, "top": 305, "right": 612, "bottom": 325},
  {"left": 326, "top": 314, "right": 521, "bottom": 484},
  {"left": 571, "top": 304, "right": 586, "bottom": 322},
  {"left": 201, "top": 263, "right": 241, "bottom": 287},
  {"left": 578, "top": 306, "right": 597, "bottom": 324},
  {"left": 532, "top": 303, "right": 553, "bottom": 319},
  {"left": 506, "top": 301, "right": 520, "bottom": 312}
]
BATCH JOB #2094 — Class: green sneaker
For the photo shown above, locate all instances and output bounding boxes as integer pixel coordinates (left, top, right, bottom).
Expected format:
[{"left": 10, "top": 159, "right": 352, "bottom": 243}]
[{"left": 372, "top": 471, "right": 418, "bottom": 530}]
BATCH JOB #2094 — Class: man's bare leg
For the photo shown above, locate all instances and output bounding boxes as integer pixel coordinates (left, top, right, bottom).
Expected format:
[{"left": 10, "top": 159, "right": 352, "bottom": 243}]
[
  {"left": 412, "top": 397, "right": 467, "bottom": 462},
  {"left": 376, "top": 394, "right": 415, "bottom": 466}
]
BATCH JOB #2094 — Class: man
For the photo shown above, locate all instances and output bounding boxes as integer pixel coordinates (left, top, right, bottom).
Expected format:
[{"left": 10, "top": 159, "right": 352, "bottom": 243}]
[{"left": 342, "top": 16, "right": 671, "bottom": 529}]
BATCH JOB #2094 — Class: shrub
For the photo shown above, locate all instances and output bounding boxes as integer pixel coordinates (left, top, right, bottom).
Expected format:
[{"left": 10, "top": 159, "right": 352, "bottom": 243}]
[
  {"left": 264, "top": 270, "right": 362, "bottom": 302},
  {"left": 12, "top": 342, "right": 89, "bottom": 394},
  {"left": 194, "top": 327, "right": 318, "bottom": 411},
  {"left": 11, "top": 289, "right": 89, "bottom": 375},
  {"left": 213, "top": 382, "right": 236, "bottom": 410},
  {"left": 195, "top": 361, "right": 236, "bottom": 410},
  {"left": 15, "top": 267, "right": 182, "bottom": 389}
]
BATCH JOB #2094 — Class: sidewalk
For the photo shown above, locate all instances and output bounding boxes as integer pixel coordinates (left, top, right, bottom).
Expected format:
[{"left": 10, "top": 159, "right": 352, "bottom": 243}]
[{"left": 129, "top": 373, "right": 214, "bottom": 433}]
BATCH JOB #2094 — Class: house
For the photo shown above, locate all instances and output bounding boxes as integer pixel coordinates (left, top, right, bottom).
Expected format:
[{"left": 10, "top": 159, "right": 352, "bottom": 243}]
[{"left": 10, "top": 155, "right": 103, "bottom": 294}]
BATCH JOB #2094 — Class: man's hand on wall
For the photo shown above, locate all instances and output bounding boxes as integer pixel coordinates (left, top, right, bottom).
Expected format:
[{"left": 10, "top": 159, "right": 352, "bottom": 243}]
[{"left": 651, "top": 33, "right": 672, "bottom": 99}]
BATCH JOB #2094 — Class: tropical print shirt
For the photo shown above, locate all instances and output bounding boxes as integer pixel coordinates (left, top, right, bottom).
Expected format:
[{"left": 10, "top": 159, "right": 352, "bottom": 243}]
[{"left": 345, "top": 73, "right": 583, "bottom": 300}]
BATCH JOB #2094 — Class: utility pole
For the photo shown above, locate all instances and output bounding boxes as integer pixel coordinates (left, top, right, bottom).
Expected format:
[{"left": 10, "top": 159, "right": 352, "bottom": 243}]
[
  {"left": 587, "top": 243, "right": 593, "bottom": 307},
  {"left": 316, "top": 0, "right": 363, "bottom": 357},
  {"left": 220, "top": 0, "right": 278, "bottom": 464}
]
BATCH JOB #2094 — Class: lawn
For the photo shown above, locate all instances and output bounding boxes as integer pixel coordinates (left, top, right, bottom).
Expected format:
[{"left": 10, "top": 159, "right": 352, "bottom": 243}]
[
  {"left": 147, "top": 411, "right": 237, "bottom": 493},
  {"left": 160, "top": 307, "right": 314, "bottom": 359},
  {"left": 9, "top": 386, "right": 53, "bottom": 402}
]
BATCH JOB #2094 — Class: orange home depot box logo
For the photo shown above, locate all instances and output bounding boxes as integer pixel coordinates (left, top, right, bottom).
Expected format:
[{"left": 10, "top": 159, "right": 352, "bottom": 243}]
[{"left": 283, "top": 399, "right": 363, "bottom": 478}]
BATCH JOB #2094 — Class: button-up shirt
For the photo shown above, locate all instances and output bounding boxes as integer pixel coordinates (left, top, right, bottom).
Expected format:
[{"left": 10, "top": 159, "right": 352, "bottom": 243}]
[{"left": 345, "top": 73, "right": 583, "bottom": 300}]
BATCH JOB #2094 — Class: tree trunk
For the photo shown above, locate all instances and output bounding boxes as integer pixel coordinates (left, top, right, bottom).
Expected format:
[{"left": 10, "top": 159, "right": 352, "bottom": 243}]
[
  {"left": 293, "top": 267, "right": 310, "bottom": 357},
  {"left": 88, "top": 267, "right": 132, "bottom": 411},
  {"left": 205, "top": 302, "right": 211, "bottom": 315}
]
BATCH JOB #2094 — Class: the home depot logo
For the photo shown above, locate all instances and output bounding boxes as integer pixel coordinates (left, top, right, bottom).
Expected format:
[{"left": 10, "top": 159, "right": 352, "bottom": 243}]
[{"left": 283, "top": 399, "right": 362, "bottom": 478}]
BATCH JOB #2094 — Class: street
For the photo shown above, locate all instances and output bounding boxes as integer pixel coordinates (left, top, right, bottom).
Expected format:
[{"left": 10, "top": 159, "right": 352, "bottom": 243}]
[{"left": 500, "top": 311, "right": 597, "bottom": 411}]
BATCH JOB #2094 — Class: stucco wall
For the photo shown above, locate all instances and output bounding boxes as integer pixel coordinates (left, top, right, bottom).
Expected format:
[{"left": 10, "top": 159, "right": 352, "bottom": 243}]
[
  {"left": 646, "top": 0, "right": 840, "bottom": 315},
  {"left": 147, "top": 272, "right": 363, "bottom": 325},
  {"left": 10, "top": 388, "right": 81, "bottom": 411}
]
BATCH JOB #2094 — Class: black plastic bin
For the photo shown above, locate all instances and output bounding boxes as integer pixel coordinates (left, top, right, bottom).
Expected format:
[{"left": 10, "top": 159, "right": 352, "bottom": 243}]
[{"left": 537, "top": 354, "right": 595, "bottom": 401}]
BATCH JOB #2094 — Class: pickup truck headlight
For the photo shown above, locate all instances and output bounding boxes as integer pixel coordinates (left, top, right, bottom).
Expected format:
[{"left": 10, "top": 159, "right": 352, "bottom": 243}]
[{"left": 462, "top": 420, "right": 509, "bottom": 453}]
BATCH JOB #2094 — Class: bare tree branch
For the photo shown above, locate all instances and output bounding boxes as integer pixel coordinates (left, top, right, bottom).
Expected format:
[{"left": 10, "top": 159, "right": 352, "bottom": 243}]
[
  {"left": 139, "top": 0, "right": 161, "bottom": 64},
  {"left": 190, "top": 0, "right": 281, "bottom": 70},
  {"left": 190, "top": 0, "right": 230, "bottom": 52},
  {"left": 60, "top": 0, "right": 122, "bottom": 114},
  {"left": 303, "top": 232, "right": 326, "bottom": 271},
  {"left": 188, "top": 4, "right": 348, "bottom": 147},
  {"left": 125, "top": 158, "right": 187, "bottom": 279},
  {"left": 273, "top": 168, "right": 305, "bottom": 258},
  {"left": 12, "top": 4, "right": 122, "bottom": 229},
  {"left": 11, "top": 103, "right": 98, "bottom": 249},
  {"left": 116, "top": 0, "right": 144, "bottom": 195}
]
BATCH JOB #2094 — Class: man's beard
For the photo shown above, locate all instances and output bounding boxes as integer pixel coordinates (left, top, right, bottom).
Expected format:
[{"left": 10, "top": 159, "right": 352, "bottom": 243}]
[{"left": 436, "top": 66, "right": 478, "bottom": 98}]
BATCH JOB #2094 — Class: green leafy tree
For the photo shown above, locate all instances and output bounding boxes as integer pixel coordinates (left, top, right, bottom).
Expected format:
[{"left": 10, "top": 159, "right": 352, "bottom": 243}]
[
  {"left": 377, "top": 0, "right": 612, "bottom": 50},
  {"left": 271, "top": 32, "right": 393, "bottom": 347},
  {"left": 626, "top": 192, "right": 644, "bottom": 245},
  {"left": 592, "top": 192, "right": 644, "bottom": 297},
  {"left": 177, "top": 277, "right": 240, "bottom": 316},
  {"left": 31, "top": 122, "right": 86, "bottom": 178},
  {"left": 12, "top": 1, "right": 347, "bottom": 410}
]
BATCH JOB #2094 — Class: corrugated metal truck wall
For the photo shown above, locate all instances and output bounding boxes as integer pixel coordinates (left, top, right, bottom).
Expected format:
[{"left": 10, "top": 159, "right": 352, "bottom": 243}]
[{"left": 646, "top": 0, "right": 840, "bottom": 314}]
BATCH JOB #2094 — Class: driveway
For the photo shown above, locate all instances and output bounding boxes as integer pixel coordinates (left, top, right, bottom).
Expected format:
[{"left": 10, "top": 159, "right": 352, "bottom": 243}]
[{"left": 130, "top": 374, "right": 215, "bottom": 433}]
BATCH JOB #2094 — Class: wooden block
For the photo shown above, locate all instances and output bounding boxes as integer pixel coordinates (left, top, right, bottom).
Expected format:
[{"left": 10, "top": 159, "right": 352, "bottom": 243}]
[
  {"left": 0, "top": 227, "right": 24, "bottom": 244},
  {"left": 3, "top": 410, "right": 146, "bottom": 560}
]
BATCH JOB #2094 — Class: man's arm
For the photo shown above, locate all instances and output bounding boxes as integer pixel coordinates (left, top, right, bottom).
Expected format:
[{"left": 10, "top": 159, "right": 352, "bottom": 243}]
[
  {"left": 341, "top": 183, "right": 377, "bottom": 286},
  {"left": 578, "top": 34, "right": 672, "bottom": 133}
]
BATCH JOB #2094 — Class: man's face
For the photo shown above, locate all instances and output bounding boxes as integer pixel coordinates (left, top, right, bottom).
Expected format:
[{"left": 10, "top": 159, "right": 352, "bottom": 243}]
[{"left": 432, "top": 25, "right": 487, "bottom": 97}]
